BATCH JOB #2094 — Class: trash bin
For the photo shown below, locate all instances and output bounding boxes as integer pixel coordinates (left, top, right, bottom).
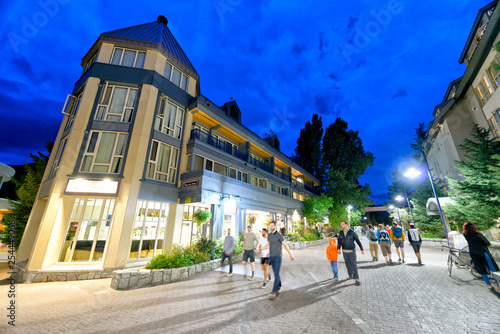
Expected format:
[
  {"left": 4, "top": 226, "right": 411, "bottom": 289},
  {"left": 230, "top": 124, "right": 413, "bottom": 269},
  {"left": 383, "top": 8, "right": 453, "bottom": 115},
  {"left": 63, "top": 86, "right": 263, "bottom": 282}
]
[{"left": 447, "top": 231, "right": 467, "bottom": 249}]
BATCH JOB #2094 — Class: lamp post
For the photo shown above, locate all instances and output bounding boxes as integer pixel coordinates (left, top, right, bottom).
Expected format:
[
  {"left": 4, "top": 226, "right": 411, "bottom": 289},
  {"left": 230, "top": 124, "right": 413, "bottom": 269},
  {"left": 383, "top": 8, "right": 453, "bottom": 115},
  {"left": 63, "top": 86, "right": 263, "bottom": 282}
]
[
  {"left": 348, "top": 205, "right": 353, "bottom": 226},
  {"left": 404, "top": 158, "right": 450, "bottom": 237},
  {"left": 403, "top": 189, "right": 415, "bottom": 222}
]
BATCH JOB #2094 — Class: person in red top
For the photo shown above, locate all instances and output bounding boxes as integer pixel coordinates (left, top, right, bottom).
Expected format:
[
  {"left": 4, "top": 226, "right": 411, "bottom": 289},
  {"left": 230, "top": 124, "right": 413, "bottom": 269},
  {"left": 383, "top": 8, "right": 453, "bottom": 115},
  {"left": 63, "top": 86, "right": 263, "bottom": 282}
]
[{"left": 326, "top": 238, "right": 339, "bottom": 281}]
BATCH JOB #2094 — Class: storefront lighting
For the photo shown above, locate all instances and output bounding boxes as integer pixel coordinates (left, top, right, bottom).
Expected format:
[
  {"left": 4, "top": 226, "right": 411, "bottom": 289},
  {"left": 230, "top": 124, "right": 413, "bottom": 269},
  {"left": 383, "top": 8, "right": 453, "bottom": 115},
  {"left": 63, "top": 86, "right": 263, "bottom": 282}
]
[{"left": 66, "top": 178, "right": 119, "bottom": 194}]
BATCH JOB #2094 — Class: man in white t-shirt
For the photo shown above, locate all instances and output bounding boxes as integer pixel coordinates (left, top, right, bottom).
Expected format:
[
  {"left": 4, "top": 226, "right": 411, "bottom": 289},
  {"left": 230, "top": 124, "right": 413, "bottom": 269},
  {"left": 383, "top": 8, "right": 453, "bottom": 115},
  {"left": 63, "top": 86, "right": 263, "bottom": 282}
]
[{"left": 258, "top": 228, "right": 272, "bottom": 288}]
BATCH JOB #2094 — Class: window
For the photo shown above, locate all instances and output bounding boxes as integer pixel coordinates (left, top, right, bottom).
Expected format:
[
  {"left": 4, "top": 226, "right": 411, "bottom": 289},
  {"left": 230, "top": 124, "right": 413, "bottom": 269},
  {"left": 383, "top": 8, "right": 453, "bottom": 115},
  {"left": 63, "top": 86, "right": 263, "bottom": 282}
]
[
  {"left": 269, "top": 183, "right": 275, "bottom": 192},
  {"left": 130, "top": 200, "right": 168, "bottom": 259},
  {"left": 476, "top": 76, "right": 494, "bottom": 105},
  {"left": 258, "top": 178, "right": 267, "bottom": 189},
  {"left": 154, "top": 97, "right": 184, "bottom": 139},
  {"left": 49, "top": 137, "right": 68, "bottom": 178},
  {"left": 293, "top": 192, "right": 304, "bottom": 201},
  {"left": 147, "top": 140, "right": 179, "bottom": 183},
  {"left": 82, "top": 52, "right": 98, "bottom": 75},
  {"left": 486, "top": 56, "right": 500, "bottom": 89},
  {"left": 193, "top": 155, "right": 227, "bottom": 177},
  {"left": 81, "top": 131, "right": 128, "bottom": 174},
  {"left": 276, "top": 185, "right": 281, "bottom": 194},
  {"left": 58, "top": 198, "right": 115, "bottom": 262},
  {"left": 229, "top": 168, "right": 247, "bottom": 182},
  {"left": 164, "top": 61, "right": 189, "bottom": 91},
  {"left": 250, "top": 175, "right": 258, "bottom": 186},
  {"left": 110, "top": 47, "right": 146, "bottom": 68},
  {"left": 62, "top": 93, "right": 82, "bottom": 130},
  {"left": 282, "top": 187, "right": 289, "bottom": 196},
  {"left": 95, "top": 84, "right": 138, "bottom": 123},
  {"left": 489, "top": 109, "right": 500, "bottom": 138}
]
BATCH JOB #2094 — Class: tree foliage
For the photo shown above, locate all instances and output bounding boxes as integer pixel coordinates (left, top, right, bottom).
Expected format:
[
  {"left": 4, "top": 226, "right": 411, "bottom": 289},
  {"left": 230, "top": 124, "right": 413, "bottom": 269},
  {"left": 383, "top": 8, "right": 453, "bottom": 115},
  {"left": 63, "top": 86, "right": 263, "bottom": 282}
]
[
  {"left": 294, "top": 114, "right": 323, "bottom": 180},
  {"left": 445, "top": 124, "right": 500, "bottom": 230},
  {"left": 302, "top": 194, "right": 333, "bottom": 225},
  {"left": 1, "top": 142, "right": 52, "bottom": 248}
]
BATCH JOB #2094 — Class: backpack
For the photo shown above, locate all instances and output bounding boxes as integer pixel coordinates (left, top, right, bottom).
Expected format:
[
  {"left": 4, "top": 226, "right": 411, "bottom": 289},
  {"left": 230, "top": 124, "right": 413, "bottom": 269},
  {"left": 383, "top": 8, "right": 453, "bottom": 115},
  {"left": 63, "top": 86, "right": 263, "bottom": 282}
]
[
  {"left": 392, "top": 226, "right": 403, "bottom": 239},
  {"left": 369, "top": 229, "right": 378, "bottom": 241},
  {"left": 379, "top": 230, "right": 390, "bottom": 242}
]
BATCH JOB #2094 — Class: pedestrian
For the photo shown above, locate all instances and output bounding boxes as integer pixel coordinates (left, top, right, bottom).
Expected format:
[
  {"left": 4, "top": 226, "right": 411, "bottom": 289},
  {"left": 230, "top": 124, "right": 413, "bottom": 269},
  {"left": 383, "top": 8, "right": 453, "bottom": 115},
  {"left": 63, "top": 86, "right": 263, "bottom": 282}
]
[
  {"left": 390, "top": 222, "right": 405, "bottom": 263},
  {"left": 267, "top": 220, "right": 295, "bottom": 300},
  {"left": 366, "top": 224, "right": 379, "bottom": 261},
  {"left": 407, "top": 222, "right": 422, "bottom": 265},
  {"left": 377, "top": 224, "right": 392, "bottom": 264},
  {"left": 221, "top": 228, "right": 234, "bottom": 276},
  {"left": 337, "top": 220, "right": 364, "bottom": 285},
  {"left": 462, "top": 222, "right": 499, "bottom": 290},
  {"left": 242, "top": 225, "right": 259, "bottom": 281},
  {"left": 326, "top": 237, "right": 339, "bottom": 281},
  {"left": 258, "top": 228, "right": 272, "bottom": 288}
]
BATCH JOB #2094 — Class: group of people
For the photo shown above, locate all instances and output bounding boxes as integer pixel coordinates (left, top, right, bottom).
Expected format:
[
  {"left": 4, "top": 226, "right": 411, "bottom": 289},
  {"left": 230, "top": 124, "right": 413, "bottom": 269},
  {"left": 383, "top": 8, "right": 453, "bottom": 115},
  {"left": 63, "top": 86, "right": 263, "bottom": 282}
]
[{"left": 221, "top": 221, "right": 294, "bottom": 300}]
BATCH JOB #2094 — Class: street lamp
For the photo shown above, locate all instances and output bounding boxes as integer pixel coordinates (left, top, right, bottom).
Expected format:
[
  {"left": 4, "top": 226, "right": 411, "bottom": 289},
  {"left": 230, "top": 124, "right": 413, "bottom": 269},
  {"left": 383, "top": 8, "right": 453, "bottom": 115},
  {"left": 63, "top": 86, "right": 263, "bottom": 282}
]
[{"left": 404, "top": 163, "right": 450, "bottom": 237}]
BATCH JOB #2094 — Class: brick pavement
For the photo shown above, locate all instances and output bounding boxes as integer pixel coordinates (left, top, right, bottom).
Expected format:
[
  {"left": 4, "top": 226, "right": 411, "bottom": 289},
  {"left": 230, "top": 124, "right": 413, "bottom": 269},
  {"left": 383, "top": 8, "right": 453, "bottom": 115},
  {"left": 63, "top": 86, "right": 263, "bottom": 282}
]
[{"left": 1, "top": 238, "right": 500, "bottom": 333}]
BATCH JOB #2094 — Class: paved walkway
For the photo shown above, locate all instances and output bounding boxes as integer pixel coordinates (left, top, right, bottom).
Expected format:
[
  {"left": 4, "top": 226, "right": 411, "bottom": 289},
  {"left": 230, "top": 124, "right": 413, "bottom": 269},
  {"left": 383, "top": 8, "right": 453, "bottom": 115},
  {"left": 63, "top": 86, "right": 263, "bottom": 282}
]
[{"left": 1, "top": 239, "right": 500, "bottom": 333}]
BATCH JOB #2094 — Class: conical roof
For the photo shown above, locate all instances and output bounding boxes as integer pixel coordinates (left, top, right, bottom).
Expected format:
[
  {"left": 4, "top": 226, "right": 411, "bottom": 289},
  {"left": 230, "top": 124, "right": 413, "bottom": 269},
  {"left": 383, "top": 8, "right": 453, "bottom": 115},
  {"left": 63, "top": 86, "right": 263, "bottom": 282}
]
[{"left": 99, "top": 15, "right": 197, "bottom": 77}]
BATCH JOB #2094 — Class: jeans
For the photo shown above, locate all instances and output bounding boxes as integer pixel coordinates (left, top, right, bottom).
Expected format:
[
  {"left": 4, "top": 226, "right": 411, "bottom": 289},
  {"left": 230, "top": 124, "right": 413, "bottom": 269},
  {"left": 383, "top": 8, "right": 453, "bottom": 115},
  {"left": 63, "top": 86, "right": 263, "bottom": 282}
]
[
  {"left": 330, "top": 261, "right": 338, "bottom": 278},
  {"left": 343, "top": 251, "right": 359, "bottom": 279},
  {"left": 221, "top": 253, "right": 233, "bottom": 273},
  {"left": 269, "top": 256, "right": 282, "bottom": 293}
]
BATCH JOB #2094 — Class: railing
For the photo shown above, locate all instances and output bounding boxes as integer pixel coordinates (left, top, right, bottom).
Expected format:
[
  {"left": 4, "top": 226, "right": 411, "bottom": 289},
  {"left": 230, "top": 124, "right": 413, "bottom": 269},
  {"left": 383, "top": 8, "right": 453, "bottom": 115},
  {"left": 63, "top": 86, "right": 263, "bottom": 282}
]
[
  {"left": 274, "top": 169, "right": 291, "bottom": 182},
  {"left": 292, "top": 179, "right": 305, "bottom": 189},
  {"left": 191, "top": 129, "right": 247, "bottom": 160},
  {"left": 249, "top": 156, "right": 273, "bottom": 173}
]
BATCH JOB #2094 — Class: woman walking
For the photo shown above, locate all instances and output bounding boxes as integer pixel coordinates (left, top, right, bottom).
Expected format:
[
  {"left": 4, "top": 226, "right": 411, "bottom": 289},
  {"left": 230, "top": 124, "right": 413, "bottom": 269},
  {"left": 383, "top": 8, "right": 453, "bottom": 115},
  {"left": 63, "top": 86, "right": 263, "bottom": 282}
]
[{"left": 462, "top": 222, "right": 499, "bottom": 290}]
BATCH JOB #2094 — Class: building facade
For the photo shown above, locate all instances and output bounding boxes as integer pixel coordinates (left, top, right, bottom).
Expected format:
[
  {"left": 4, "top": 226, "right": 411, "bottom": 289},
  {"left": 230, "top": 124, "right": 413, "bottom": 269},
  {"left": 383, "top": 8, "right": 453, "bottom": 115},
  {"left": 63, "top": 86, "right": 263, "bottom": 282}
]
[
  {"left": 424, "top": 1, "right": 500, "bottom": 189},
  {"left": 16, "top": 16, "right": 319, "bottom": 281}
]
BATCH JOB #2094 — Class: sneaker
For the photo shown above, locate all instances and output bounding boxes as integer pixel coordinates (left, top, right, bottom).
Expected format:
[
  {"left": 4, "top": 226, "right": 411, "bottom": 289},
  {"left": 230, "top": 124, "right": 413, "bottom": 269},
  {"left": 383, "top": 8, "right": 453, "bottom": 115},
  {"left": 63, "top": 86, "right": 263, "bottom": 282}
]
[
  {"left": 268, "top": 292, "right": 279, "bottom": 300},
  {"left": 402, "top": 260, "right": 405, "bottom": 264},
  {"left": 262, "top": 282, "right": 268, "bottom": 289},
  {"left": 398, "top": 258, "right": 402, "bottom": 262},
  {"left": 355, "top": 279, "right": 361, "bottom": 286},
  {"left": 386, "top": 260, "right": 389, "bottom": 264},
  {"left": 227, "top": 273, "right": 233, "bottom": 277},
  {"left": 334, "top": 277, "right": 339, "bottom": 282},
  {"left": 418, "top": 258, "right": 422, "bottom": 265},
  {"left": 248, "top": 276, "right": 255, "bottom": 281},
  {"left": 372, "top": 257, "right": 376, "bottom": 262},
  {"left": 389, "top": 260, "right": 393, "bottom": 265},
  {"left": 277, "top": 286, "right": 282, "bottom": 293}
]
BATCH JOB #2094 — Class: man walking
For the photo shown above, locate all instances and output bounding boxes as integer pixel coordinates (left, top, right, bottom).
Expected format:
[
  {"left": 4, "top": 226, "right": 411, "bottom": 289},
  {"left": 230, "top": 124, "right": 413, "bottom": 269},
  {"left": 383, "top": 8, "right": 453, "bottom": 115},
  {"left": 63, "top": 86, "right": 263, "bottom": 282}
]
[
  {"left": 367, "top": 224, "right": 379, "bottom": 262},
  {"left": 258, "top": 228, "right": 272, "bottom": 288},
  {"left": 337, "top": 220, "right": 364, "bottom": 285},
  {"left": 267, "top": 221, "right": 294, "bottom": 300},
  {"left": 390, "top": 221, "right": 405, "bottom": 263},
  {"left": 221, "top": 228, "right": 234, "bottom": 276},
  {"left": 407, "top": 222, "right": 423, "bottom": 265},
  {"left": 242, "top": 225, "right": 259, "bottom": 280}
]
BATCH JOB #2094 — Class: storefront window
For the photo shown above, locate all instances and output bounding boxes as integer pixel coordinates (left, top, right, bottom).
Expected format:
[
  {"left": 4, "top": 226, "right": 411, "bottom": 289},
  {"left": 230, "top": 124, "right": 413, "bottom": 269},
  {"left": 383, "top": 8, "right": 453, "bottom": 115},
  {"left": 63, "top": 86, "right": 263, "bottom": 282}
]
[
  {"left": 180, "top": 204, "right": 211, "bottom": 245},
  {"left": 58, "top": 198, "right": 115, "bottom": 262},
  {"left": 129, "top": 200, "right": 169, "bottom": 260}
]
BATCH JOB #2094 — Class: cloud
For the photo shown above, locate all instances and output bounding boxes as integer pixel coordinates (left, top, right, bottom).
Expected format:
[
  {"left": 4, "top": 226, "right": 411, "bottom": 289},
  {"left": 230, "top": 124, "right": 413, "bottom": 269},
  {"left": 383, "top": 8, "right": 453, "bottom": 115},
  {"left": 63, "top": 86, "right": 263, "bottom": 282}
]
[{"left": 392, "top": 89, "right": 407, "bottom": 99}]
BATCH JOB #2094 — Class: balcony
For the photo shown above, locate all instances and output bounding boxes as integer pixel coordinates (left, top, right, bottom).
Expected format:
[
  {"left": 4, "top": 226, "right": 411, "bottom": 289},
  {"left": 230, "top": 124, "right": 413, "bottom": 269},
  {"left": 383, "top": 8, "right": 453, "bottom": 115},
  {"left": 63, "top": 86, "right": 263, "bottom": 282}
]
[
  {"left": 274, "top": 169, "right": 291, "bottom": 182},
  {"left": 249, "top": 156, "right": 273, "bottom": 173},
  {"left": 190, "top": 129, "right": 247, "bottom": 160}
]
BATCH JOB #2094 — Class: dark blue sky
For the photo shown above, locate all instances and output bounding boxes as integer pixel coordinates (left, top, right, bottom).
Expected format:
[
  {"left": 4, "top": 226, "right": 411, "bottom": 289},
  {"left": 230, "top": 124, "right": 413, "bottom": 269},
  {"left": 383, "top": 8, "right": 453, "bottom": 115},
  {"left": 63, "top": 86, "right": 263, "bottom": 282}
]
[{"left": 0, "top": 0, "right": 486, "bottom": 204}]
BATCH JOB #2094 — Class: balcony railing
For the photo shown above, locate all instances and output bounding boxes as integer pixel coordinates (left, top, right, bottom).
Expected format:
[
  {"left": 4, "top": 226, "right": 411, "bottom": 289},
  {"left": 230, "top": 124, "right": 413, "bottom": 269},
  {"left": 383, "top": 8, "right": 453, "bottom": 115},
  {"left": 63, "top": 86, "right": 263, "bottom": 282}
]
[
  {"left": 292, "top": 179, "right": 304, "bottom": 189},
  {"left": 191, "top": 129, "right": 247, "bottom": 160},
  {"left": 274, "top": 169, "right": 291, "bottom": 182},
  {"left": 249, "top": 156, "right": 273, "bottom": 173}
]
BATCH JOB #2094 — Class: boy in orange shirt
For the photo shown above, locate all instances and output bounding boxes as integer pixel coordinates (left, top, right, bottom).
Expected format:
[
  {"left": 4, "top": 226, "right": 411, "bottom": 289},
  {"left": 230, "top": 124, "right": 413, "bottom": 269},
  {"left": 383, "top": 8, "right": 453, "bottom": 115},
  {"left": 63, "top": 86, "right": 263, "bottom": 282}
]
[{"left": 326, "top": 237, "right": 339, "bottom": 281}]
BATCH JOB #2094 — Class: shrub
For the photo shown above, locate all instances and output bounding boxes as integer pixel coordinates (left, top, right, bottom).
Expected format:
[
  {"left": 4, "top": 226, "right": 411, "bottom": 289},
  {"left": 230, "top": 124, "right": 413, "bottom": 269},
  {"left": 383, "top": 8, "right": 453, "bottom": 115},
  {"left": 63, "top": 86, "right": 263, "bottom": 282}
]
[
  {"left": 194, "top": 235, "right": 217, "bottom": 259},
  {"left": 145, "top": 244, "right": 209, "bottom": 269}
]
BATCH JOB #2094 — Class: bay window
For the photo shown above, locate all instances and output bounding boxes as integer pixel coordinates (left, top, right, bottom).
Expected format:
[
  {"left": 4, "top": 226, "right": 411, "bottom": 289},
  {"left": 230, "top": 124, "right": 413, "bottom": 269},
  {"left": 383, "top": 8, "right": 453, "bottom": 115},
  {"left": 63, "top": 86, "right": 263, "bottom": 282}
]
[
  {"left": 147, "top": 140, "right": 179, "bottom": 183},
  {"left": 95, "top": 84, "right": 138, "bottom": 123},
  {"left": 154, "top": 97, "right": 184, "bottom": 139},
  {"left": 81, "top": 131, "right": 128, "bottom": 174},
  {"left": 110, "top": 47, "right": 146, "bottom": 68}
]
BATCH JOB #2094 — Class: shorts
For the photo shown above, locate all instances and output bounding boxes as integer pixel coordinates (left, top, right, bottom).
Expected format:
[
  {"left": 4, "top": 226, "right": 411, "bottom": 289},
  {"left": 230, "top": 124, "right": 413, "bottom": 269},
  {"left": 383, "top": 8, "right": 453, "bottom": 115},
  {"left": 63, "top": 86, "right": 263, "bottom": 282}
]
[
  {"left": 394, "top": 240, "right": 404, "bottom": 248},
  {"left": 242, "top": 249, "right": 255, "bottom": 262},
  {"left": 261, "top": 257, "right": 270, "bottom": 265},
  {"left": 411, "top": 243, "right": 421, "bottom": 253},
  {"left": 379, "top": 241, "right": 391, "bottom": 256}
]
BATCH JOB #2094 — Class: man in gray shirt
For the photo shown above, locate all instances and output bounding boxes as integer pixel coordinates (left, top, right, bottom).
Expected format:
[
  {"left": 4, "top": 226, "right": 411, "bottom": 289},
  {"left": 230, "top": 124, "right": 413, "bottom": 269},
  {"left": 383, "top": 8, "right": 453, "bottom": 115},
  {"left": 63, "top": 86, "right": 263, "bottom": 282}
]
[
  {"left": 221, "top": 228, "right": 234, "bottom": 276},
  {"left": 242, "top": 225, "right": 259, "bottom": 280},
  {"left": 267, "top": 221, "right": 294, "bottom": 300}
]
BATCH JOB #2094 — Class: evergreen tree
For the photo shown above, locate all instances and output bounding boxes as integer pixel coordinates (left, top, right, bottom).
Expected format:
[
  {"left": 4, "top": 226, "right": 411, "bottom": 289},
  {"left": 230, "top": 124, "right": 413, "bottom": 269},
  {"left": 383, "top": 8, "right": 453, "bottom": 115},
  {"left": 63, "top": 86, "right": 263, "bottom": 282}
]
[
  {"left": 446, "top": 124, "right": 500, "bottom": 230},
  {"left": 1, "top": 142, "right": 51, "bottom": 248},
  {"left": 322, "top": 118, "right": 374, "bottom": 211},
  {"left": 294, "top": 114, "right": 323, "bottom": 180}
]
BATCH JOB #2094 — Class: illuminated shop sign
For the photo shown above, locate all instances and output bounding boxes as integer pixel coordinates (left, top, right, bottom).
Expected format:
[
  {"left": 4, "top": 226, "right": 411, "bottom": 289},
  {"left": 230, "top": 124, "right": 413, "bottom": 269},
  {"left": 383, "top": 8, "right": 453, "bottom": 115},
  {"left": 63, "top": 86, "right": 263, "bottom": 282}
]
[
  {"left": 182, "top": 180, "right": 199, "bottom": 188},
  {"left": 66, "top": 179, "right": 119, "bottom": 194}
]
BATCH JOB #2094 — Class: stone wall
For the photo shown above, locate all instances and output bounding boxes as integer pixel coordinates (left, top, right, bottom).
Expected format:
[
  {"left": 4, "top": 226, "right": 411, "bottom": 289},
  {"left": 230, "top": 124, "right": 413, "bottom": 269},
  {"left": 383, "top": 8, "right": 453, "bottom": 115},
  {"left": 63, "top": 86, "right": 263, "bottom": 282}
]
[
  {"left": 111, "top": 253, "right": 243, "bottom": 290},
  {"left": 15, "top": 263, "right": 115, "bottom": 283}
]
